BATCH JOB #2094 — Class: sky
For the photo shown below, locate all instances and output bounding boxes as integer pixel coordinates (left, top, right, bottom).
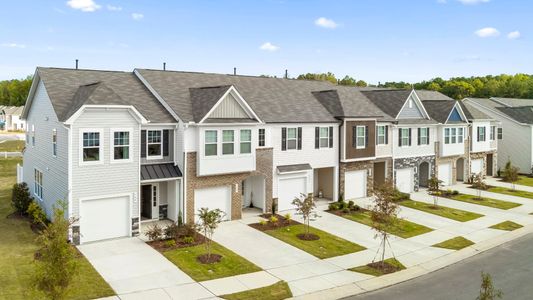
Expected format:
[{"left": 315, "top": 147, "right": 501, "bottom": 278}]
[{"left": 0, "top": 0, "right": 531, "bottom": 83}]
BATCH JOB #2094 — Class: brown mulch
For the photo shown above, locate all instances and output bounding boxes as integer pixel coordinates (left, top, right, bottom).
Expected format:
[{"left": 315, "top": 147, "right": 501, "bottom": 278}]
[
  {"left": 6, "top": 212, "right": 27, "bottom": 220},
  {"left": 249, "top": 214, "right": 301, "bottom": 231},
  {"left": 367, "top": 261, "right": 402, "bottom": 275},
  {"left": 296, "top": 233, "right": 320, "bottom": 241},
  {"left": 196, "top": 253, "right": 222, "bottom": 264},
  {"left": 148, "top": 233, "right": 206, "bottom": 252}
]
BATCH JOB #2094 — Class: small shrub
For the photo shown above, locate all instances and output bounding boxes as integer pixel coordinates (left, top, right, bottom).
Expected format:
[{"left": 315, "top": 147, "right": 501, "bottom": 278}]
[
  {"left": 328, "top": 203, "right": 339, "bottom": 211},
  {"left": 165, "top": 239, "right": 176, "bottom": 248},
  {"left": 348, "top": 200, "right": 355, "bottom": 209},
  {"left": 164, "top": 223, "right": 180, "bottom": 240},
  {"left": 284, "top": 213, "right": 292, "bottom": 222},
  {"left": 183, "top": 236, "right": 195, "bottom": 244},
  {"left": 452, "top": 190, "right": 459, "bottom": 195},
  {"left": 177, "top": 211, "right": 183, "bottom": 227},
  {"left": 338, "top": 201, "right": 347, "bottom": 210},
  {"left": 27, "top": 201, "right": 46, "bottom": 225},
  {"left": 269, "top": 216, "right": 278, "bottom": 223},
  {"left": 11, "top": 182, "right": 32, "bottom": 215},
  {"left": 271, "top": 200, "right": 278, "bottom": 215},
  {"left": 496, "top": 168, "right": 501, "bottom": 178},
  {"left": 259, "top": 219, "right": 267, "bottom": 226},
  {"left": 343, "top": 208, "right": 350, "bottom": 213},
  {"left": 338, "top": 192, "right": 344, "bottom": 203},
  {"left": 146, "top": 224, "right": 163, "bottom": 241},
  {"left": 181, "top": 223, "right": 198, "bottom": 237},
  {"left": 352, "top": 204, "right": 361, "bottom": 211}
]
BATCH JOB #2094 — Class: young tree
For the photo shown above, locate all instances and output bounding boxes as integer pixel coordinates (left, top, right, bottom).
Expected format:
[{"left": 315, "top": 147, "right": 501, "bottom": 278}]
[
  {"left": 477, "top": 272, "right": 503, "bottom": 300},
  {"left": 196, "top": 208, "right": 225, "bottom": 261},
  {"left": 502, "top": 159, "right": 520, "bottom": 190},
  {"left": 427, "top": 175, "right": 442, "bottom": 208},
  {"left": 33, "top": 201, "right": 78, "bottom": 300},
  {"left": 291, "top": 194, "right": 318, "bottom": 239},
  {"left": 472, "top": 174, "right": 487, "bottom": 200},
  {"left": 370, "top": 181, "right": 400, "bottom": 266},
  {"left": 11, "top": 182, "right": 32, "bottom": 215}
]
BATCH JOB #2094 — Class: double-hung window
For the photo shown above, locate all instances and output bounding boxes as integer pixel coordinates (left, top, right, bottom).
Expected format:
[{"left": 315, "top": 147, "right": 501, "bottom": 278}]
[
  {"left": 222, "top": 130, "right": 234, "bottom": 155},
  {"left": 478, "top": 126, "right": 486, "bottom": 142},
  {"left": 147, "top": 130, "right": 162, "bottom": 158},
  {"left": 355, "top": 126, "right": 366, "bottom": 149},
  {"left": 240, "top": 130, "right": 252, "bottom": 154},
  {"left": 82, "top": 131, "right": 101, "bottom": 162},
  {"left": 377, "top": 125, "right": 386, "bottom": 145},
  {"left": 52, "top": 129, "right": 57, "bottom": 156},
  {"left": 204, "top": 130, "right": 217, "bottom": 156},
  {"left": 286, "top": 128, "right": 298, "bottom": 150},
  {"left": 444, "top": 128, "right": 450, "bottom": 144},
  {"left": 34, "top": 169, "right": 43, "bottom": 200},
  {"left": 419, "top": 128, "right": 429, "bottom": 145},
  {"left": 258, "top": 128, "right": 265, "bottom": 147},
  {"left": 497, "top": 128, "right": 503, "bottom": 140},
  {"left": 400, "top": 128, "right": 410, "bottom": 146},
  {"left": 458, "top": 128, "right": 464, "bottom": 143},
  {"left": 490, "top": 125, "right": 496, "bottom": 141},
  {"left": 319, "top": 127, "right": 329, "bottom": 148},
  {"left": 113, "top": 131, "right": 130, "bottom": 160},
  {"left": 451, "top": 128, "right": 457, "bottom": 144}
]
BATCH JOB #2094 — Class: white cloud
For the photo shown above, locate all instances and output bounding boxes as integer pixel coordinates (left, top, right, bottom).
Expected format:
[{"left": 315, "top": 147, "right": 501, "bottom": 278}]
[
  {"left": 259, "top": 42, "right": 280, "bottom": 52},
  {"left": 131, "top": 13, "right": 144, "bottom": 20},
  {"left": 315, "top": 17, "right": 338, "bottom": 29},
  {"left": 1, "top": 43, "right": 26, "bottom": 48},
  {"left": 475, "top": 27, "right": 500, "bottom": 38},
  {"left": 507, "top": 31, "right": 521, "bottom": 40},
  {"left": 457, "top": 0, "right": 489, "bottom": 4},
  {"left": 66, "top": 0, "right": 101, "bottom": 12},
  {"left": 106, "top": 5, "right": 122, "bottom": 11}
]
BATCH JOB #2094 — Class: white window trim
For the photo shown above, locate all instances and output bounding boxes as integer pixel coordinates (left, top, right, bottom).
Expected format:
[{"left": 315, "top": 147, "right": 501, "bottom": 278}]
[
  {"left": 319, "top": 127, "right": 330, "bottom": 149},
  {"left": 204, "top": 130, "right": 218, "bottom": 157},
  {"left": 110, "top": 128, "right": 133, "bottom": 163},
  {"left": 420, "top": 128, "right": 429, "bottom": 145},
  {"left": 478, "top": 126, "right": 486, "bottom": 142},
  {"left": 240, "top": 129, "right": 252, "bottom": 154},
  {"left": 286, "top": 127, "right": 298, "bottom": 151},
  {"left": 34, "top": 168, "right": 43, "bottom": 201},
  {"left": 31, "top": 124, "right": 35, "bottom": 147},
  {"left": 490, "top": 125, "right": 496, "bottom": 141},
  {"left": 222, "top": 130, "right": 235, "bottom": 155},
  {"left": 146, "top": 129, "right": 163, "bottom": 160},
  {"left": 356, "top": 126, "right": 366, "bottom": 149},
  {"left": 52, "top": 129, "right": 57, "bottom": 157},
  {"left": 79, "top": 128, "right": 104, "bottom": 166},
  {"left": 444, "top": 127, "right": 465, "bottom": 145},
  {"left": 400, "top": 128, "right": 410, "bottom": 147},
  {"left": 458, "top": 127, "right": 464, "bottom": 143},
  {"left": 377, "top": 125, "right": 387, "bottom": 146}
]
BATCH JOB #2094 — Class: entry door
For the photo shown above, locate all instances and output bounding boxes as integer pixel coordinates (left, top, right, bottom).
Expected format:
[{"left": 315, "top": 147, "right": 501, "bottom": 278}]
[
  {"left": 151, "top": 184, "right": 160, "bottom": 219},
  {"left": 141, "top": 185, "right": 152, "bottom": 219},
  {"left": 487, "top": 154, "right": 493, "bottom": 176}
]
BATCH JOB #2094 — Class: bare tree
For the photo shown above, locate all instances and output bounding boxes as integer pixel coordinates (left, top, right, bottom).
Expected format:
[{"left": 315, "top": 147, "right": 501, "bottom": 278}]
[
  {"left": 292, "top": 193, "right": 318, "bottom": 239},
  {"left": 370, "top": 181, "right": 400, "bottom": 265},
  {"left": 477, "top": 272, "right": 503, "bottom": 300},
  {"left": 427, "top": 175, "right": 442, "bottom": 208},
  {"left": 196, "top": 208, "right": 225, "bottom": 261},
  {"left": 472, "top": 174, "right": 487, "bottom": 200}
]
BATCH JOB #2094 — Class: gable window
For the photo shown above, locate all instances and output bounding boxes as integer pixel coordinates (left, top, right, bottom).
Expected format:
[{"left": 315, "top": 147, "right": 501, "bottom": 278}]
[
  {"left": 287, "top": 128, "right": 298, "bottom": 150},
  {"left": 377, "top": 125, "right": 387, "bottom": 145},
  {"left": 204, "top": 130, "right": 217, "bottom": 156},
  {"left": 222, "top": 130, "right": 234, "bottom": 155},
  {"left": 31, "top": 125, "right": 35, "bottom": 146},
  {"left": 477, "top": 126, "right": 486, "bottom": 142},
  {"left": 240, "top": 130, "right": 252, "bottom": 154},
  {"left": 147, "top": 130, "right": 162, "bottom": 158},
  {"left": 458, "top": 128, "right": 464, "bottom": 143},
  {"left": 497, "top": 128, "right": 503, "bottom": 140},
  {"left": 355, "top": 126, "right": 366, "bottom": 149},
  {"left": 258, "top": 128, "right": 265, "bottom": 147},
  {"left": 399, "top": 128, "right": 410, "bottom": 146},
  {"left": 490, "top": 125, "right": 496, "bottom": 140},
  {"left": 113, "top": 131, "right": 130, "bottom": 160},
  {"left": 408, "top": 99, "right": 413, "bottom": 108},
  {"left": 52, "top": 129, "right": 57, "bottom": 157},
  {"left": 319, "top": 127, "right": 329, "bottom": 148},
  {"left": 82, "top": 131, "right": 101, "bottom": 162},
  {"left": 34, "top": 169, "right": 43, "bottom": 200},
  {"left": 419, "top": 127, "right": 429, "bottom": 145}
]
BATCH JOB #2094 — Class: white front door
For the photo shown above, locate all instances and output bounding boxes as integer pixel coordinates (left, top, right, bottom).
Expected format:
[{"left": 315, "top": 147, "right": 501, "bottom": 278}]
[
  {"left": 344, "top": 170, "right": 367, "bottom": 200},
  {"left": 194, "top": 186, "right": 231, "bottom": 221},
  {"left": 151, "top": 183, "right": 160, "bottom": 220},
  {"left": 438, "top": 163, "right": 452, "bottom": 186},
  {"left": 80, "top": 195, "right": 130, "bottom": 244},
  {"left": 471, "top": 159, "right": 484, "bottom": 176},
  {"left": 396, "top": 168, "right": 414, "bottom": 193},
  {"left": 278, "top": 176, "right": 307, "bottom": 211}
]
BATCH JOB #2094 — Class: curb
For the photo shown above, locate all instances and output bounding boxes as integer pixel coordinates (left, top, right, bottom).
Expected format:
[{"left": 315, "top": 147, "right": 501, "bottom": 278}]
[{"left": 292, "top": 223, "right": 533, "bottom": 299}]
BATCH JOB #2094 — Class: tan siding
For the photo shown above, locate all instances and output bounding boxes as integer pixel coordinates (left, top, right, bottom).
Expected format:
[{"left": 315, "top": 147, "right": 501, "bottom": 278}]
[{"left": 210, "top": 93, "right": 249, "bottom": 119}]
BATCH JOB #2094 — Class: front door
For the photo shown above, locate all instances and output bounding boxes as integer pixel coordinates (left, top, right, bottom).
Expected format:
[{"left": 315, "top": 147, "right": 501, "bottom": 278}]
[
  {"left": 141, "top": 185, "right": 152, "bottom": 220},
  {"left": 487, "top": 154, "right": 493, "bottom": 176}
]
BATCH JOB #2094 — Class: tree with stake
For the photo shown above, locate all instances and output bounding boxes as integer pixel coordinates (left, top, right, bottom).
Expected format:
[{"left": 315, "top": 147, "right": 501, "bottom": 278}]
[
  {"left": 477, "top": 272, "right": 503, "bottom": 300},
  {"left": 292, "top": 193, "right": 319, "bottom": 240},
  {"left": 196, "top": 208, "right": 225, "bottom": 263},
  {"left": 370, "top": 181, "right": 400, "bottom": 267},
  {"left": 472, "top": 174, "right": 487, "bottom": 200},
  {"left": 427, "top": 175, "right": 442, "bottom": 208}
]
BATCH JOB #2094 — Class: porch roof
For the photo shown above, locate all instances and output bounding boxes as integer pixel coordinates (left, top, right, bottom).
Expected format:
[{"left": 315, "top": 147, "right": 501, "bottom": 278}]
[
  {"left": 141, "top": 163, "right": 182, "bottom": 181},
  {"left": 277, "top": 163, "right": 312, "bottom": 174}
]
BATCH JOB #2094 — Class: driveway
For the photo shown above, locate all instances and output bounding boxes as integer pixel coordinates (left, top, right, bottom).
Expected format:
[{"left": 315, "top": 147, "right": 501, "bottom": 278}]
[{"left": 78, "top": 238, "right": 195, "bottom": 294}]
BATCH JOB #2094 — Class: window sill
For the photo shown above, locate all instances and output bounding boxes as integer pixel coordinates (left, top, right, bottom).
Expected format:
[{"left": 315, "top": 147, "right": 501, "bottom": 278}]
[
  {"left": 111, "top": 159, "right": 133, "bottom": 164},
  {"left": 146, "top": 156, "right": 163, "bottom": 160},
  {"left": 79, "top": 160, "right": 104, "bottom": 166}
]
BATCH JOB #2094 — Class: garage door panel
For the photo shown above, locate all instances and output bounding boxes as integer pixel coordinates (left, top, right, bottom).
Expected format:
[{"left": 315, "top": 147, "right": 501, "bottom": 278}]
[
  {"left": 345, "top": 170, "right": 367, "bottom": 200},
  {"left": 278, "top": 177, "right": 306, "bottom": 211},
  {"left": 194, "top": 186, "right": 231, "bottom": 221},
  {"left": 438, "top": 163, "right": 452, "bottom": 186},
  {"left": 396, "top": 168, "right": 413, "bottom": 193},
  {"left": 80, "top": 196, "right": 130, "bottom": 244},
  {"left": 471, "top": 159, "right": 483, "bottom": 175}
]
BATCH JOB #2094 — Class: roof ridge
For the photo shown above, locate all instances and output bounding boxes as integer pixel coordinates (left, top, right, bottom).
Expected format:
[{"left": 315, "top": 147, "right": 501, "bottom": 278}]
[{"left": 38, "top": 66, "right": 131, "bottom": 74}]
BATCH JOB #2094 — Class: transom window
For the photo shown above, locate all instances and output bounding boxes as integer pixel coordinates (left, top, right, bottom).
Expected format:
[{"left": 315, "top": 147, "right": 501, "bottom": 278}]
[
  {"left": 319, "top": 127, "right": 329, "bottom": 148},
  {"left": 400, "top": 128, "right": 410, "bottom": 146},
  {"left": 222, "top": 130, "right": 235, "bottom": 155},
  {"left": 287, "top": 128, "right": 298, "bottom": 150},
  {"left": 419, "top": 128, "right": 429, "bottom": 145},
  {"left": 377, "top": 125, "right": 387, "bottom": 145},
  {"left": 258, "top": 128, "right": 265, "bottom": 147},
  {"left": 356, "top": 126, "right": 366, "bottom": 149},
  {"left": 82, "top": 132, "right": 100, "bottom": 162},
  {"left": 113, "top": 131, "right": 130, "bottom": 160},
  {"left": 240, "top": 130, "right": 252, "bottom": 154},
  {"left": 147, "top": 130, "right": 162, "bottom": 157},
  {"left": 34, "top": 169, "right": 43, "bottom": 200},
  {"left": 204, "top": 130, "right": 217, "bottom": 156},
  {"left": 52, "top": 129, "right": 57, "bottom": 156}
]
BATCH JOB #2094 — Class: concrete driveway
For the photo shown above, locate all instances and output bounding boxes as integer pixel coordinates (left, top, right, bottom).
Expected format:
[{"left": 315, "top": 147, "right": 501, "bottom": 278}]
[{"left": 78, "top": 237, "right": 195, "bottom": 294}]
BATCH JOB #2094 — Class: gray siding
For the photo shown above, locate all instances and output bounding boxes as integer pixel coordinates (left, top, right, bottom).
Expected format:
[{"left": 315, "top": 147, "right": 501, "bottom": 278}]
[
  {"left": 398, "top": 95, "right": 424, "bottom": 119},
  {"left": 210, "top": 93, "right": 249, "bottom": 119},
  {"left": 140, "top": 126, "right": 174, "bottom": 164},
  {"left": 175, "top": 122, "right": 185, "bottom": 170},
  {"left": 23, "top": 81, "right": 69, "bottom": 218}
]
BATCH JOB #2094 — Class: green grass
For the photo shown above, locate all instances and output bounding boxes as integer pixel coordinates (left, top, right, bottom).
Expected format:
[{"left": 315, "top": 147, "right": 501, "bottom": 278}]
[
  {"left": 0, "top": 140, "right": 25, "bottom": 152},
  {"left": 486, "top": 186, "right": 533, "bottom": 200},
  {"left": 514, "top": 176, "right": 533, "bottom": 187},
  {"left": 350, "top": 258, "right": 406, "bottom": 277},
  {"left": 264, "top": 224, "right": 365, "bottom": 259},
  {"left": 0, "top": 158, "right": 114, "bottom": 300},
  {"left": 447, "top": 193, "right": 521, "bottom": 210},
  {"left": 163, "top": 241, "right": 261, "bottom": 281},
  {"left": 432, "top": 236, "right": 475, "bottom": 250},
  {"left": 399, "top": 200, "right": 483, "bottom": 222},
  {"left": 489, "top": 221, "right": 523, "bottom": 231},
  {"left": 341, "top": 210, "right": 432, "bottom": 238},
  {"left": 221, "top": 281, "right": 292, "bottom": 300}
]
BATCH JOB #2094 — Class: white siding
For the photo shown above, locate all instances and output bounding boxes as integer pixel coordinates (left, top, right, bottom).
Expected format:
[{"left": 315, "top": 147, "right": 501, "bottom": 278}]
[
  {"left": 393, "top": 125, "right": 437, "bottom": 158},
  {"left": 375, "top": 123, "right": 392, "bottom": 158},
  {"left": 22, "top": 81, "right": 68, "bottom": 218},
  {"left": 471, "top": 121, "right": 492, "bottom": 153},
  {"left": 439, "top": 125, "right": 467, "bottom": 157},
  {"left": 210, "top": 93, "right": 249, "bottom": 119}
]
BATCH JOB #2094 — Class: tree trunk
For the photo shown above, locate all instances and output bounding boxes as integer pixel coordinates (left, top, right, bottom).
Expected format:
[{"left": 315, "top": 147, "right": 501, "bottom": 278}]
[{"left": 381, "top": 233, "right": 386, "bottom": 264}]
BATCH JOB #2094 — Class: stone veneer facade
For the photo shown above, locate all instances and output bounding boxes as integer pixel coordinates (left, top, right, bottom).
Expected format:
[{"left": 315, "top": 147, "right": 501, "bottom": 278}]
[
  {"left": 469, "top": 151, "right": 497, "bottom": 180},
  {"left": 434, "top": 138, "right": 469, "bottom": 185},
  {"left": 339, "top": 160, "right": 374, "bottom": 198},
  {"left": 394, "top": 155, "right": 436, "bottom": 192},
  {"left": 185, "top": 148, "right": 273, "bottom": 223}
]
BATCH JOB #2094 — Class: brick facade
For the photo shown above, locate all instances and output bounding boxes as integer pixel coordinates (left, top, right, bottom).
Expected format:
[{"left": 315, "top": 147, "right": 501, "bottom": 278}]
[{"left": 185, "top": 148, "right": 273, "bottom": 223}]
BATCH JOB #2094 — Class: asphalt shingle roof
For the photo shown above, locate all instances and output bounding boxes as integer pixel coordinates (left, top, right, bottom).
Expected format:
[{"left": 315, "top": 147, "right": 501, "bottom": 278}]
[
  {"left": 416, "top": 90, "right": 455, "bottom": 101},
  {"left": 461, "top": 99, "right": 500, "bottom": 121},
  {"left": 361, "top": 89, "right": 413, "bottom": 118},
  {"left": 422, "top": 100, "right": 458, "bottom": 124},
  {"left": 189, "top": 85, "right": 232, "bottom": 122},
  {"left": 491, "top": 97, "right": 533, "bottom": 108},
  {"left": 496, "top": 106, "right": 533, "bottom": 124}
]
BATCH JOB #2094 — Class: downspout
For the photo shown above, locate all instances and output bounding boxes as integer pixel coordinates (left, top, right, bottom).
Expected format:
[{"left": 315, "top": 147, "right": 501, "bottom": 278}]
[
  {"left": 63, "top": 124, "right": 73, "bottom": 240},
  {"left": 338, "top": 119, "right": 344, "bottom": 202},
  {"left": 391, "top": 123, "right": 396, "bottom": 186}
]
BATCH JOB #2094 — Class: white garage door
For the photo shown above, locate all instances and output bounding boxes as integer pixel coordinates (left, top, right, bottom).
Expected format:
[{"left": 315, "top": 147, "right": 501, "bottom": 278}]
[
  {"left": 345, "top": 170, "right": 367, "bottom": 200},
  {"left": 80, "top": 195, "right": 130, "bottom": 244},
  {"left": 438, "top": 163, "right": 452, "bottom": 186},
  {"left": 278, "top": 177, "right": 307, "bottom": 211},
  {"left": 194, "top": 186, "right": 231, "bottom": 221},
  {"left": 471, "top": 159, "right": 484, "bottom": 175},
  {"left": 396, "top": 168, "right": 414, "bottom": 193}
]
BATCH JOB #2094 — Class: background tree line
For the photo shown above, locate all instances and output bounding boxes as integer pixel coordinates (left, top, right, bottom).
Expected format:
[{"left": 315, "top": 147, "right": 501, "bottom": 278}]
[{"left": 0, "top": 76, "right": 32, "bottom": 106}]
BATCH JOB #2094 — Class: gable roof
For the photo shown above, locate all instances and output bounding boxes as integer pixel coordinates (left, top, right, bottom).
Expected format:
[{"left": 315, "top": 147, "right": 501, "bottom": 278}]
[
  {"left": 0, "top": 106, "right": 24, "bottom": 116},
  {"left": 189, "top": 85, "right": 232, "bottom": 122},
  {"left": 495, "top": 106, "right": 533, "bottom": 124},
  {"left": 459, "top": 99, "right": 493, "bottom": 120},
  {"left": 490, "top": 97, "right": 533, "bottom": 108},
  {"left": 422, "top": 100, "right": 458, "bottom": 123},
  {"left": 26, "top": 67, "right": 175, "bottom": 123},
  {"left": 360, "top": 89, "right": 413, "bottom": 118},
  {"left": 135, "top": 69, "right": 339, "bottom": 123},
  {"left": 415, "top": 90, "right": 454, "bottom": 101}
]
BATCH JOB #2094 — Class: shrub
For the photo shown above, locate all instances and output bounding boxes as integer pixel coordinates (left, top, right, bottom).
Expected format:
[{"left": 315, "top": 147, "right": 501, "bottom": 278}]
[
  {"left": 452, "top": 190, "right": 459, "bottom": 195},
  {"left": 271, "top": 200, "right": 278, "bottom": 215},
  {"left": 338, "top": 192, "right": 344, "bottom": 203},
  {"left": 338, "top": 201, "right": 347, "bottom": 210},
  {"left": 328, "top": 203, "right": 339, "bottom": 211},
  {"left": 177, "top": 211, "right": 183, "bottom": 227},
  {"left": 11, "top": 182, "right": 32, "bottom": 215},
  {"left": 269, "top": 216, "right": 278, "bottom": 223},
  {"left": 146, "top": 224, "right": 163, "bottom": 241},
  {"left": 259, "top": 219, "right": 267, "bottom": 226},
  {"left": 165, "top": 239, "right": 176, "bottom": 248},
  {"left": 352, "top": 204, "right": 361, "bottom": 211},
  {"left": 348, "top": 200, "right": 355, "bottom": 209},
  {"left": 496, "top": 168, "right": 501, "bottom": 178},
  {"left": 284, "top": 213, "right": 292, "bottom": 222},
  {"left": 183, "top": 236, "right": 195, "bottom": 244},
  {"left": 181, "top": 223, "right": 198, "bottom": 237},
  {"left": 27, "top": 201, "right": 46, "bottom": 225},
  {"left": 164, "top": 222, "right": 180, "bottom": 240},
  {"left": 342, "top": 208, "right": 350, "bottom": 213}
]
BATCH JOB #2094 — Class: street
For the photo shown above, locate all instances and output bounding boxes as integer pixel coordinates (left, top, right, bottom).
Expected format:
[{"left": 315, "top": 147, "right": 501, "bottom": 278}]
[{"left": 348, "top": 233, "right": 533, "bottom": 300}]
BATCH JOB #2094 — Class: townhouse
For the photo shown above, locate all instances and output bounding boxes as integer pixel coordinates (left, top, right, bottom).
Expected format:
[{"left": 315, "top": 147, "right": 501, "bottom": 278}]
[{"left": 0, "top": 105, "right": 25, "bottom": 131}]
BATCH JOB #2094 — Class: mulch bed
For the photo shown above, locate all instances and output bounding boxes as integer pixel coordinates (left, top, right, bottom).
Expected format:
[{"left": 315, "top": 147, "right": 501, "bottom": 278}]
[
  {"left": 327, "top": 207, "right": 364, "bottom": 217},
  {"left": 148, "top": 232, "right": 206, "bottom": 252},
  {"left": 249, "top": 214, "right": 301, "bottom": 231},
  {"left": 196, "top": 253, "right": 222, "bottom": 264},
  {"left": 296, "top": 233, "right": 320, "bottom": 241},
  {"left": 367, "top": 261, "right": 402, "bottom": 275}
]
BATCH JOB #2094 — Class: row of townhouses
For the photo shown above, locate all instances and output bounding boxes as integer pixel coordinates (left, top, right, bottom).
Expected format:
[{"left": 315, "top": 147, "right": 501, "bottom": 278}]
[
  {"left": 20, "top": 67, "right": 500, "bottom": 244},
  {"left": 0, "top": 105, "right": 25, "bottom": 131}
]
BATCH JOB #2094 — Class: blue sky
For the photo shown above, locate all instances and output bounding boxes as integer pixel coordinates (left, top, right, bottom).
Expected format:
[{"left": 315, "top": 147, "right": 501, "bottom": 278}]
[{"left": 0, "top": 0, "right": 531, "bottom": 83}]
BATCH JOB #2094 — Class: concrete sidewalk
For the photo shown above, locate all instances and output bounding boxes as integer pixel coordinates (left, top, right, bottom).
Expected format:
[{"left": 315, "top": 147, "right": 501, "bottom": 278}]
[{"left": 485, "top": 176, "right": 533, "bottom": 193}]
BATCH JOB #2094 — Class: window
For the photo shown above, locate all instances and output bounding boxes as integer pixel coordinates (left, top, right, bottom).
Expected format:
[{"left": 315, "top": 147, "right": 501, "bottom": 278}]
[
  {"left": 356, "top": 126, "right": 366, "bottom": 149},
  {"left": 287, "top": 128, "right": 297, "bottom": 150},
  {"left": 490, "top": 126, "right": 496, "bottom": 140},
  {"left": 444, "top": 128, "right": 450, "bottom": 144},
  {"left": 82, "top": 131, "right": 100, "bottom": 162},
  {"left": 478, "top": 126, "right": 486, "bottom": 142},
  {"left": 31, "top": 125, "right": 35, "bottom": 146},
  {"left": 458, "top": 128, "right": 464, "bottom": 143},
  {"left": 34, "top": 169, "right": 43, "bottom": 200},
  {"left": 497, "top": 128, "right": 503, "bottom": 140},
  {"left": 25, "top": 127, "right": 29, "bottom": 144},
  {"left": 319, "top": 127, "right": 329, "bottom": 148},
  {"left": 152, "top": 185, "right": 157, "bottom": 207},
  {"left": 52, "top": 129, "right": 57, "bottom": 156},
  {"left": 451, "top": 128, "right": 457, "bottom": 144},
  {"left": 377, "top": 125, "right": 387, "bottom": 145},
  {"left": 147, "top": 130, "right": 162, "bottom": 158},
  {"left": 222, "top": 130, "right": 234, "bottom": 155},
  {"left": 258, "top": 128, "right": 265, "bottom": 147},
  {"left": 205, "top": 130, "right": 217, "bottom": 156},
  {"left": 113, "top": 131, "right": 130, "bottom": 160},
  {"left": 400, "top": 128, "right": 410, "bottom": 146},
  {"left": 240, "top": 130, "right": 251, "bottom": 154},
  {"left": 419, "top": 128, "right": 429, "bottom": 145},
  {"left": 445, "top": 127, "right": 464, "bottom": 144},
  {"left": 408, "top": 99, "right": 413, "bottom": 108}
]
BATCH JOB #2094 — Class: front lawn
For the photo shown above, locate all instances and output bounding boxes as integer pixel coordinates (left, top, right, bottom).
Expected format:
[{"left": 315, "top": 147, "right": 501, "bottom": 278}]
[
  {"left": 445, "top": 192, "right": 521, "bottom": 210},
  {"left": 163, "top": 241, "right": 261, "bottom": 281},
  {"left": 0, "top": 140, "right": 25, "bottom": 152},
  {"left": 489, "top": 221, "right": 523, "bottom": 231},
  {"left": 432, "top": 236, "right": 474, "bottom": 250},
  {"left": 504, "top": 176, "right": 533, "bottom": 187},
  {"left": 399, "top": 200, "right": 483, "bottom": 222},
  {"left": 263, "top": 224, "right": 365, "bottom": 259},
  {"left": 221, "top": 281, "right": 292, "bottom": 300},
  {"left": 337, "top": 210, "right": 432, "bottom": 238},
  {"left": 486, "top": 186, "right": 533, "bottom": 200},
  {"left": 350, "top": 258, "right": 406, "bottom": 277},
  {"left": 0, "top": 158, "right": 114, "bottom": 300}
]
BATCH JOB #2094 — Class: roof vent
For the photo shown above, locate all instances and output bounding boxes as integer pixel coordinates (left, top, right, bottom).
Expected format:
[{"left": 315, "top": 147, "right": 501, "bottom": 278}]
[
  {"left": 75, "top": 59, "right": 79, "bottom": 70},
  {"left": 163, "top": 62, "right": 166, "bottom": 71},
  {"left": 285, "top": 69, "right": 288, "bottom": 79},
  {"left": 233, "top": 67, "right": 237, "bottom": 76}
]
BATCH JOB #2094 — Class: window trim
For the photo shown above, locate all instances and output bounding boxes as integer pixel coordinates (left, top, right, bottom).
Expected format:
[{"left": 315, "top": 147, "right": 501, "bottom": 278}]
[
  {"left": 222, "top": 130, "right": 235, "bottom": 155},
  {"left": 286, "top": 127, "right": 298, "bottom": 151},
  {"left": 490, "top": 125, "right": 496, "bottom": 141},
  {"left": 444, "top": 127, "right": 464, "bottom": 145},
  {"left": 52, "top": 129, "right": 57, "bottom": 157},
  {"left": 497, "top": 127, "right": 503, "bottom": 140},
  {"left": 240, "top": 129, "right": 252, "bottom": 154},
  {"left": 146, "top": 129, "right": 163, "bottom": 160},
  {"left": 204, "top": 130, "right": 218, "bottom": 157},
  {"left": 34, "top": 168, "right": 43, "bottom": 201},
  {"left": 400, "top": 128, "right": 410, "bottom": 147},
  {"left": 419, "top": 127, "right": 429, "bottom": 145},
  {"left": 31, "top": 124, "right": 35, "bottom": 147},
  {"left": 258, "top": 128, "right": 265, "bottom": 147},
  {"left": 110, "top": 128, "right": 133, "bottom": 163},
  {"left": 478, "top": 126, "right": 486, "bottom": 142},
  {"left": 458, "top": 127, "right": 464, "bottom": 143},
  {"left": 79, "top": 128, "right": 104, "bottom": 166},
  {"left": 318, "top": 127, "right": 330, "bottom": 149},
  {"left": 355, "top": 126, "right": 366, "bottom": 149},
  {"left": 376, "top": 125, "right": 387, "bottom": 145}
]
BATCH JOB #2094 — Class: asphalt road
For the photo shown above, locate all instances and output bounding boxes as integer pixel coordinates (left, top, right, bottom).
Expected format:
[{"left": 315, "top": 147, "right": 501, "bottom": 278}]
[{"left": 347, "top": 233, "right": 533, "bottom": 300}]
